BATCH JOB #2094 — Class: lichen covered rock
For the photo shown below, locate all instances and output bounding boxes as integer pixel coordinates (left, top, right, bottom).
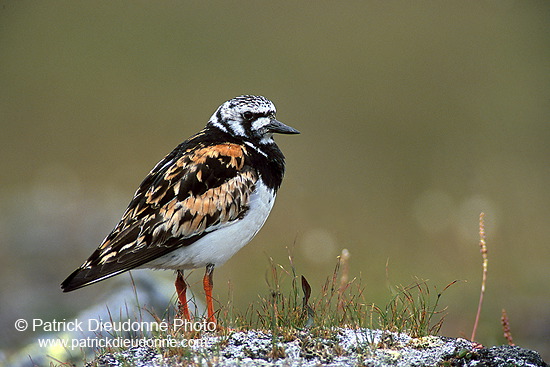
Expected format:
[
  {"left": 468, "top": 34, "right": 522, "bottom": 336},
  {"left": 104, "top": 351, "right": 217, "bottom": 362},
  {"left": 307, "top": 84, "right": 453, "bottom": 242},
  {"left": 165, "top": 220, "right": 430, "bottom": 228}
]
[{"left": 89, "top": 328, "right": 548, "bottom": 367}]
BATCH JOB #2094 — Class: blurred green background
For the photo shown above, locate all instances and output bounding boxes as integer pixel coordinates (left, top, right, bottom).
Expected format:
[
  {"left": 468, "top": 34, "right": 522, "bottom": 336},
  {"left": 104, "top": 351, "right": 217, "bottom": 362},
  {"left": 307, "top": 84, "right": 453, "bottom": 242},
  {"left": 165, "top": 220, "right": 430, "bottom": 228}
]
[{"left": 1, "top": 0, "right": 548, "bottom": 360}]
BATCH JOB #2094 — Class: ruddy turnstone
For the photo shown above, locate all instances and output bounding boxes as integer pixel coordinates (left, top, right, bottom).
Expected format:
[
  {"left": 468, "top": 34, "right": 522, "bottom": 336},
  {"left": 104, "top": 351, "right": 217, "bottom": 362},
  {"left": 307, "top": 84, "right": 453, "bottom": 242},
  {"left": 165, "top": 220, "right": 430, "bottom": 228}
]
[{"left": 61, "top": 95, "right": 299, "bottom": 324}]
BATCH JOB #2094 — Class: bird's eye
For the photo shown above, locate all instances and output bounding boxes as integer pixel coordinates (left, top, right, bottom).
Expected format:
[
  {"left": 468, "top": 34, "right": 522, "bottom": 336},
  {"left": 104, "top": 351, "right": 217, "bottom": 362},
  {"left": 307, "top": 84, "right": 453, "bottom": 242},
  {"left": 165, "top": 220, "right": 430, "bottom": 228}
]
[{"left": 242, "top": 111, "right": 254, "bottom": 120}]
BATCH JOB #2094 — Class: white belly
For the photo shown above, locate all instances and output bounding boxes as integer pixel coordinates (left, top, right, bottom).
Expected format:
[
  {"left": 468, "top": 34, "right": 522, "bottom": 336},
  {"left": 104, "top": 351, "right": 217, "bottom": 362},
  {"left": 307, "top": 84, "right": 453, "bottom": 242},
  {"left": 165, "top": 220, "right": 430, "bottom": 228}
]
[{"left": 143, "top": 181, "right": 275, "bottom": 270}]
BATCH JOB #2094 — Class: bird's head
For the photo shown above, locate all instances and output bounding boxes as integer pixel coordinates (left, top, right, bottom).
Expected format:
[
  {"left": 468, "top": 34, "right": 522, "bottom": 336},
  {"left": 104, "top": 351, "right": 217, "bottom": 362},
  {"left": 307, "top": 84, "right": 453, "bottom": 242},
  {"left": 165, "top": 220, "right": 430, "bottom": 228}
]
[{"left": 208, "top": 95, "right": 300, "bottom": 145}]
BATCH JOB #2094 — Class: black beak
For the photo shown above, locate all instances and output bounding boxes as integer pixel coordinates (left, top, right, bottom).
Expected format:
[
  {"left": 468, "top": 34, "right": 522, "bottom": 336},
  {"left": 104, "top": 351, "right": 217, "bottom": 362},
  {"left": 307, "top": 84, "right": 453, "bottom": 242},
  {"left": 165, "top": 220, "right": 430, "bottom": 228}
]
[{"left": 267, "top": 119, "right": 300, "bottom": 135}]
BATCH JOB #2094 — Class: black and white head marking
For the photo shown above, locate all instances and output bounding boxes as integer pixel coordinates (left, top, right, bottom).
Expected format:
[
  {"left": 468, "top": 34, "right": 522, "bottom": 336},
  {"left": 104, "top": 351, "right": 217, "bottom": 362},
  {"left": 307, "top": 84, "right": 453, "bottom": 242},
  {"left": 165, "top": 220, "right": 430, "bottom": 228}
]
[{"left": 208, "top": 95, "right": 298, "bottom": 145}]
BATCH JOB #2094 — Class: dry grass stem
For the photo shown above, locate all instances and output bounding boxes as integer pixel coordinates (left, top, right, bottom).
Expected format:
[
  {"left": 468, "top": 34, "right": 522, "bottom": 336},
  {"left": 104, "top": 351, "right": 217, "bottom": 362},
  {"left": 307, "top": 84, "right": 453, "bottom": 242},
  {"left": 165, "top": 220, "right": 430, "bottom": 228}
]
[
  {"left": 338, "top": 249, "right": 350, "bottom": 311},
  {"left": 471, "top": 212, "right": 488, "bottom": 342}
]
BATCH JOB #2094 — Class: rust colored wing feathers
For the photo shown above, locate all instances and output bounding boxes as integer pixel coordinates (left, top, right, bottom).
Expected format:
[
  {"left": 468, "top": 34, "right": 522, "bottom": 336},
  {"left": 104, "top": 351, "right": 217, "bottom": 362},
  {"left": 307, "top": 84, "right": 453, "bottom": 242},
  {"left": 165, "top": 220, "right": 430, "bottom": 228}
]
[{"left": 61, "top": 142, "right": 256, "bottom": 292}]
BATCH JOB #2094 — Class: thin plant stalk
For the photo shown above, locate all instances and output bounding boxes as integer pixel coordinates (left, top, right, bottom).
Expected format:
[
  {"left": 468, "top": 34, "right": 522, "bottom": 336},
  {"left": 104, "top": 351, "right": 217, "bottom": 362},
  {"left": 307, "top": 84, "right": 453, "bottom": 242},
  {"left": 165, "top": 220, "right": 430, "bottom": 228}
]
[
  {"left": 471, "top": 212, "right": 488, "bottom": 341},
  {"left": 501, "top": 309, "right": 515, "bottom": 346}
]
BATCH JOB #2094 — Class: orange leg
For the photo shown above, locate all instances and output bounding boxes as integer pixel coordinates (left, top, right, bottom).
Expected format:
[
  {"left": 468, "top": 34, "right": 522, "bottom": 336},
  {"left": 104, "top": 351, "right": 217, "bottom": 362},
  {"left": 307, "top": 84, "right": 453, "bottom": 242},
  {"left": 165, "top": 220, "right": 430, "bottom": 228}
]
[
  {"left": 175, "top": 270, "right": 191, "bottom": 320},
  {"left": 203, "top": 264, "right": 216, "bottom": 325}
]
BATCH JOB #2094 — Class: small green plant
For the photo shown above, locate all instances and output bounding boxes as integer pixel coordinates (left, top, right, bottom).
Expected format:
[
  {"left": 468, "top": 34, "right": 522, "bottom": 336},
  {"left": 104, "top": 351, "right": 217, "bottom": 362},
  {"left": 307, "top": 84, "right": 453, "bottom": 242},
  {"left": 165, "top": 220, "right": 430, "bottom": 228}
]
[
  {"left": 245, "top": 250, "right": 365, "bottom": 334},
  {"left": 373, "top": 278, "right": 457, "bottom": 337},
  {"left": 234, "top": 248, "right": 455, "bottom": 340}
]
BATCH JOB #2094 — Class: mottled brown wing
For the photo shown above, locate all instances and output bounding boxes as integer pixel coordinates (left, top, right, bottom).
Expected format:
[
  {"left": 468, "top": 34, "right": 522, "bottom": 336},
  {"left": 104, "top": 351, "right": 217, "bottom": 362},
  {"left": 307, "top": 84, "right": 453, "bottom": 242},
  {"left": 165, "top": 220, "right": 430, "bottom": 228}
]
[{"left": 62, "top": 142, "right": 256, "bottom": 291}]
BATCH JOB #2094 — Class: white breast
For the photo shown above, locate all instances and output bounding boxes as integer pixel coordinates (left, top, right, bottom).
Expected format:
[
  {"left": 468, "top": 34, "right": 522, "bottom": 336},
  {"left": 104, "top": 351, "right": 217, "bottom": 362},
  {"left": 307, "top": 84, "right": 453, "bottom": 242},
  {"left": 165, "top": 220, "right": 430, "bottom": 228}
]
[{"left": 144, "top": 180, "right": 276, "bottom": 270}]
